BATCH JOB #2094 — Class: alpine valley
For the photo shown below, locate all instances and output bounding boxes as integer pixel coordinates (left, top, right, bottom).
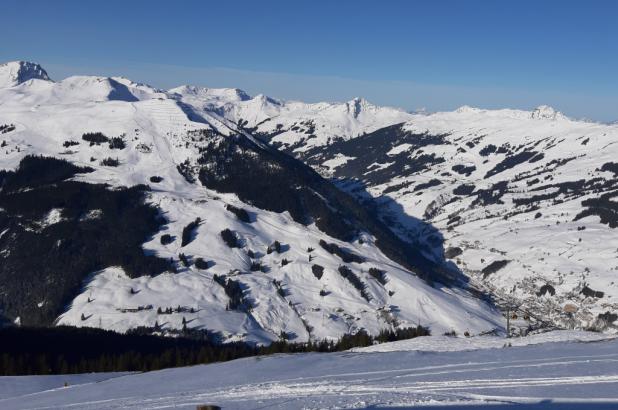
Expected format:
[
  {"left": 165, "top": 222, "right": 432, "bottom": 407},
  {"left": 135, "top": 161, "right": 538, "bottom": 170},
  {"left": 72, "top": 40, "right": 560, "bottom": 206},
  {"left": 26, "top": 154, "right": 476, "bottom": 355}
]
[{"left": 0, "top": 60, "right": 616, "bottom": 345}]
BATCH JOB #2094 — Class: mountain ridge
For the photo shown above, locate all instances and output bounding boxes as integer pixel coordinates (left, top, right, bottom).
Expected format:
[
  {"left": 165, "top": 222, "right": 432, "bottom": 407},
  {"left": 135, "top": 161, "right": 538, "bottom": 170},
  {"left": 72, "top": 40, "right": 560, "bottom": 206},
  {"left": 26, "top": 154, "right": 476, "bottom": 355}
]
[
  {"left": 0, "top": 61, "right": 51, "bottom": 88},
  {"left": 0, "top": 61, "right": 504, "bottom": 343},
  {"left": 2, "top": 60, "right": 616, "bottom": 336}
]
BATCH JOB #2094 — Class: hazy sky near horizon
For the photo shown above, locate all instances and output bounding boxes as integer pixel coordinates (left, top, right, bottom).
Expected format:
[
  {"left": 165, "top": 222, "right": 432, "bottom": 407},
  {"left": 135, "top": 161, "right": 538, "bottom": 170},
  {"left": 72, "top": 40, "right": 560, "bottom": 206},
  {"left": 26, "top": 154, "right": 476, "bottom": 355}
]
[{"left": 2, "top": 0, "right": 617, "bottom": 121}]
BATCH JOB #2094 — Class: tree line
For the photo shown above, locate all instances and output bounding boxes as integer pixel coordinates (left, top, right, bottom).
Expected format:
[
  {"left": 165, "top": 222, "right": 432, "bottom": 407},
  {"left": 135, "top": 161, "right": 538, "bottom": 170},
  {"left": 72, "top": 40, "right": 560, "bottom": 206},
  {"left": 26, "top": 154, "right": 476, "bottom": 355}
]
[{"left": 0, "top": 325, "right": 429, "bottom": 375}]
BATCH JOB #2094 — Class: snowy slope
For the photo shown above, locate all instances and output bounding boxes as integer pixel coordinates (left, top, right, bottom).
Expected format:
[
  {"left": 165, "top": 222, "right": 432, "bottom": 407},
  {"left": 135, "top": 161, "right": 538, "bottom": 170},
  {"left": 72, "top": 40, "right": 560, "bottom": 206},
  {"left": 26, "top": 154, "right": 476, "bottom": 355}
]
[
  {"left": 257, "top": 105, "right": 618, "bottom": 332},
  {"left": 1, "top": 330, "right": 617, "bottom": 409},
  {"left": 0, "top": 61, "right": 502, "bottom": 343},
  {"left": 169, "top": 78, "right": 617, "bottom": 332},
  {"left": 0, "top": 61, "right": 50, "bottom": 88},
  {"left": 0, "top": 373, "right": 130, "bottom": 400}
]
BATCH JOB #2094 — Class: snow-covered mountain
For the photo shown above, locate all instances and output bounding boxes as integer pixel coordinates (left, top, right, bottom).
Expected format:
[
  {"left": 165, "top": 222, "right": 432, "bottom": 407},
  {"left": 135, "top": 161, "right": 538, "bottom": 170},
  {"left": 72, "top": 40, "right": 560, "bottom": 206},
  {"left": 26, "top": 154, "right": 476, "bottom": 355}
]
[
  {"left": 166, "top": 78, "right": 618, "bottom": 332},
  {"left": 170, "top": 86, "right": 415, "bottom": 150},
  {"left": 0, "top": 61, "right": 502, "bottom": 344},
  {"left": 236, "top": 103, "right": 618, "bottom": 332},
  {"left": 3, "top": 59, "right": 615, "bottom": 340},
  {"left": 0, "top": 61, "right": 50, "bottom": 88}
]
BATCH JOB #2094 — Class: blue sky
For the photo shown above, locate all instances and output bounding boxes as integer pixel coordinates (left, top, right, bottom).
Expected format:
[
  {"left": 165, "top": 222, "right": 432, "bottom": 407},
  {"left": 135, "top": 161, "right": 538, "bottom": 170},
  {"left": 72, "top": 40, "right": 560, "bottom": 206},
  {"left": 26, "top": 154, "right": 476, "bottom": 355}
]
[{"left": 2, "top": 0, "right": 617, "bottom": 120}]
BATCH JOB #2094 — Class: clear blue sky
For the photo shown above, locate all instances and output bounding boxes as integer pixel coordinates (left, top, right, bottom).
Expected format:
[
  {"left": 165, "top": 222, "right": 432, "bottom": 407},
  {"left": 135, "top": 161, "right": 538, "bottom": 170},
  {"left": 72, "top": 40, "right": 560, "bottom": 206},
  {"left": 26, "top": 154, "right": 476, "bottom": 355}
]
[{"left": 2, "top": 0, "right": 617, "bottom": 121}]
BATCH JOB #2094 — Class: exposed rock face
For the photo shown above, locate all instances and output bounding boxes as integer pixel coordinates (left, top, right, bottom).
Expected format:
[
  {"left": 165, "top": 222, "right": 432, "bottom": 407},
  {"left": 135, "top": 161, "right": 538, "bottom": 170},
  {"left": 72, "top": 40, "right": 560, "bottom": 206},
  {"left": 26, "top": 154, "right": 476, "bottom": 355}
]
[{"left": 0, "top": 61, "right": 51, "bottom": 87}]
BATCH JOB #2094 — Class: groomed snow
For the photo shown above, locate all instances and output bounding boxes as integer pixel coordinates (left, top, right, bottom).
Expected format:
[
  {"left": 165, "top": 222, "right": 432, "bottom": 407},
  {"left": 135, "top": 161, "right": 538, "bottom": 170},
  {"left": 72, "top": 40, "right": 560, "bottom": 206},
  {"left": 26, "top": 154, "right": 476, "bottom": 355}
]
[{"left": 1, "top": 331, "right": 617, "bottom": 409}]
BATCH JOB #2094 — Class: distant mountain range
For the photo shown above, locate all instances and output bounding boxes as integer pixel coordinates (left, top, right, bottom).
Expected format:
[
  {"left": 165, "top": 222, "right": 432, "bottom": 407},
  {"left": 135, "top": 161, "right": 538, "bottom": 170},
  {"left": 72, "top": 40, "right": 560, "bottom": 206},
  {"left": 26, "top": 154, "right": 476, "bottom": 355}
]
[{"left": 0, "top": 60, "right": 615, "bottom": 342}]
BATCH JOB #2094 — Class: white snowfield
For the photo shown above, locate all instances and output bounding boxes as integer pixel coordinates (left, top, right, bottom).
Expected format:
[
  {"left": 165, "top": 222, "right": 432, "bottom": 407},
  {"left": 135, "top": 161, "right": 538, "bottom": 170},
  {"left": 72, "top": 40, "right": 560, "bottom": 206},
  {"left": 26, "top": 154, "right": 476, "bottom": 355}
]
[
  {"left": 0, "top": 331, "right": 617, "bottom": 409},
  {"left": 0, "top": 61, "right": 503, "bottom": 342}
]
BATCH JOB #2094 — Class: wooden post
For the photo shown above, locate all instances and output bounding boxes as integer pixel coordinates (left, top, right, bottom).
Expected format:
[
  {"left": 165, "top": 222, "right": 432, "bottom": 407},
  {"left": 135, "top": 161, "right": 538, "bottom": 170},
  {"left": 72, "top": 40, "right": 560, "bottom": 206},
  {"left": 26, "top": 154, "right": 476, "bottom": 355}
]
[{"left": 506, "top": 306, "right": 510, "bottom": 338}]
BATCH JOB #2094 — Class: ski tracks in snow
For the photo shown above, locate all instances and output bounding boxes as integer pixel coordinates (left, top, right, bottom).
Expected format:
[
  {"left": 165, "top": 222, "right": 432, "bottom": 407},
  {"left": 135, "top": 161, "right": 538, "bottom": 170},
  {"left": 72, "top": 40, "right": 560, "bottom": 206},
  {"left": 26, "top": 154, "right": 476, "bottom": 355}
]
[{"left": 5, "top": 338, "right": 618, "bottom": 409}]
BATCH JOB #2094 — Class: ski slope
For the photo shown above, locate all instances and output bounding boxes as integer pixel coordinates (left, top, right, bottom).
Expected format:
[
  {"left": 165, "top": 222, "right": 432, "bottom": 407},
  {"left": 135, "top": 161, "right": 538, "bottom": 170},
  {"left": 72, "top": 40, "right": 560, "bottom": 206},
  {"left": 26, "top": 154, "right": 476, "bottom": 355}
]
[{"left": 0, "top": 331, "right": 616, "bottom": 409}]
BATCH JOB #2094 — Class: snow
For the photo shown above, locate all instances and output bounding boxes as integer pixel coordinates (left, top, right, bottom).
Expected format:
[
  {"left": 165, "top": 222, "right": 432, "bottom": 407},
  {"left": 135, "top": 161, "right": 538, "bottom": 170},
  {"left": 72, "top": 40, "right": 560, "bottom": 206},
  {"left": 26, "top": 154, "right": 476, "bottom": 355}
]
[
  {"left": 271, "top": 98, "right": 618, "bottom": 332},
  {"left": 531, "top": 105, "right": 567, "bottom": 121},
  {"left": 1, "top": 58, "right": 616, "bottom": 343},
  {"left": 386, "top": 110, "right": 618, "bottom": 330},
  {"left": 0, "top": 373, "right": 130, "bottom": 400},
  {"left": 322, "top": 153, "right": 356, "bottom": 172},
  {"left": 56, "top": 186, "right": 501, "bottom": 342},
  {"left": 37, "top": 208, "right": 64, "bottom": 229},
  {"left": 168, "top": 85, "right": 251, "bottom": 102},
  {"left": 1, "top": 331, "right": 617, "bottom": 409},
  {"left": 2, "top": 60, "right": 618, "bottom": 408},
  {"left": 352, "top": 329, "right": 615, "bottom": 353},
  {"left": 0, "top": 61, "right": 503, "bottom": 343},
  {"left": 387, "top": 142, "right": 413, "bottom": 156},
  {"left": 0, "top": 61, "right": 50, "bottom": 88},
  {"left": 169, "top": 86, "right": 414, "bottom": 151}
]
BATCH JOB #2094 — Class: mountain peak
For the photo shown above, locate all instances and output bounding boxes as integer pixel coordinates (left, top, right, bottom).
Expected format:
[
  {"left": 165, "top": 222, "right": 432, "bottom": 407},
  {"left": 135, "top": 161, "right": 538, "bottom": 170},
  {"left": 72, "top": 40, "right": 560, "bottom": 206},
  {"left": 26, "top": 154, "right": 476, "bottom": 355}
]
[
  {"left": 348, "top": 97, "right": 373, "bottom": 107},
  {"left": 454, "top": 105, "right": 483, "bottom": 114},
  {"left": 0, "top": 61, "right": 51, "bottom": 88},
  {"left": 530, "top": 105, "right": 566, "bottom": 121},
  {"left": 345, "top": 97, "right": 375, "bottom": 118},
  {"left": 168, "top": 85, "right": 251, "bottom": 102},
  {"left": 252, "top": 93, "right": 280, "bottom": 106}
]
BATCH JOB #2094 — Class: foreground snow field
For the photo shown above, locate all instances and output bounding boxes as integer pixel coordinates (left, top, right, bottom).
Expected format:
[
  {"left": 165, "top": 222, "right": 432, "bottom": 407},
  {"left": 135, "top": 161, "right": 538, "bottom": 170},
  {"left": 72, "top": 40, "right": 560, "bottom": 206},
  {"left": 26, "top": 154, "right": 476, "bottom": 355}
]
[{"left": 1, "top": 331, "right": 617, "bottom": 409}]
